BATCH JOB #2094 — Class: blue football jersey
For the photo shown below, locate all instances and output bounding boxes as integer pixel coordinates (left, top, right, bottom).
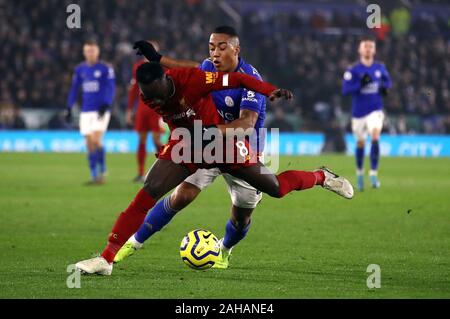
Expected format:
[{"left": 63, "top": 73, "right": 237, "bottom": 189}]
[
  {"left": 67, "top": 61, "right": 116, "bottom": 112},
  {"left": 200, "top": 57, "right": 266, "bottom": 152},
  {"left": 342, "top": 61, "right": 391, "bottom": 118}
]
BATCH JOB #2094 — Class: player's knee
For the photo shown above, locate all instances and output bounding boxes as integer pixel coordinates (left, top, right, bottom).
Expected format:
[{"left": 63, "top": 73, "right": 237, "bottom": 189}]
[
  {"left": 143, "top": 179, "right": 164, "bottom": 200},
  {"left": 170, "top": 183, "right": 200, "bottom": 210},
  {"left": 357, "top": 140, "right": 365, "bottom": 148},
  {"left": 266, "top": 178, "right": 281, "bottom": 198}
]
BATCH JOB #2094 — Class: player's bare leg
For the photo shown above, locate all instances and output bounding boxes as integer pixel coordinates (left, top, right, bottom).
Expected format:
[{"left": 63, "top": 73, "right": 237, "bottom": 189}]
[
  {"left": 75, "top": 159, "right": 192, "bottom": 275},
  {"left": 169, "top": 181, "right": 201, "bottom": 210},
  {"left": 223, "top": 161, "right": 354, "bottom": 199},
  {"left": 134, "top": 131, "right": 148, "bottom": 183},
  {"left": 369, "top": 128, "right": 381, "bottom": 188},
  {"left": 356, "top": 139, "right": 365, "bottom": 191},
  {"left": 114, "top": 180, "right": 202, "bottom": 263}
]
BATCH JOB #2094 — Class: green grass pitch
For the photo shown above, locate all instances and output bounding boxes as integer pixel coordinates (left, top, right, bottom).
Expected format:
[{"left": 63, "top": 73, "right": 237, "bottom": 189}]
[{"left": 0, "top": 153, "right": 449, "bottom": 298}]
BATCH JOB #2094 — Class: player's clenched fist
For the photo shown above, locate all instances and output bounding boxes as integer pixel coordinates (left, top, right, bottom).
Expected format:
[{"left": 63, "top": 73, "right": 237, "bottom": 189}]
[
  {"left": 269, "top": 88, "right": 293, "bottom": 101},
  {"left": 133, "top": 41, "right": 162, "bottom": 62}
]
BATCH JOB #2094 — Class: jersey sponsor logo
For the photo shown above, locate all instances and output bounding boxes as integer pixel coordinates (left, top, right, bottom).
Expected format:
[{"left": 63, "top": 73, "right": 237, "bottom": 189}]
[
  {"left": 360, "top": 82, "right": 379, "bottom": 94},
  {"left": 172, "top": 108, "right": 196, "bottom": 120},
  {"left": 82, "top": 81, "right": 100, "bottom": 92},
  {"left": 343, "top": 71, "right": 352, "bottom": 80},
  {"left": 242, "top": 90, "right": 257, "bottom": 103},
  {"left": 217, "top": 109, "right": 235, "bottom": 121},
  {"left": 225, "top": 96, "right": 234, "bottom": 107},
  {"left": 94, "top": 70, "right": 102, "bottom": 78},
  {"left": 205, "top": 71, "right": 218, "bottom": 84}
]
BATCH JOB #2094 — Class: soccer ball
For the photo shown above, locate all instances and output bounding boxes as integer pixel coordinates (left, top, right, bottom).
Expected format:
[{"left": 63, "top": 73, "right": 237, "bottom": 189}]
[{"left": 179, "top": 229, "right": 220, "bottom": 270}]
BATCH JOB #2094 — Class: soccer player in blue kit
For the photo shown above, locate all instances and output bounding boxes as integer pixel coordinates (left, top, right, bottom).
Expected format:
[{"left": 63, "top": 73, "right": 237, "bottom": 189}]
[
  {"left": 66, "top": 40, "right": 116, "bottom": 184},
  {"left": 342, "top": 36, "right": 392, "bottom": 191},
  {"left": 114, "top": 26, "right": 270, "bottom": 268}
]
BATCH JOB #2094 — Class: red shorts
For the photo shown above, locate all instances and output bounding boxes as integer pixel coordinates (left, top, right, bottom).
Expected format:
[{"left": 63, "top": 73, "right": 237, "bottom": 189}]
[
  {"left": 157, "top": 137, "right": 258, "bottom": 174},
  {"left": 135, "top": 102, "right": 164, "bottom": 133}
]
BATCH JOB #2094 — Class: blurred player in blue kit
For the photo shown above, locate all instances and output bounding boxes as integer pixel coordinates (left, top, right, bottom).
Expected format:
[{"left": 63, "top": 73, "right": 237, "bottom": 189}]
[
  {"left": 342, "top": 36, "right": 392, "bottom": 191},
  {"left": 66, "top": 40, "right": 116, "bottom": 184}
]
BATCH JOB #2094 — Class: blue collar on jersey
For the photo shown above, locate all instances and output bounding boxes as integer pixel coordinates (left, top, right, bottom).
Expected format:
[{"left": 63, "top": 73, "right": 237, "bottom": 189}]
[{"left": 234, "top": 57, "right": 245, "bottom": 73}]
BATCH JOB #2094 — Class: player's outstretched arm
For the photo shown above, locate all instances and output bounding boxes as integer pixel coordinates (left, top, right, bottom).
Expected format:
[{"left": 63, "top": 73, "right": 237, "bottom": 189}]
[
  {"left": 160, "top": 56, "right": 200, "bottom": 69},
  {"left": 133, "top": 40, "right": 199, "bottom": 69},
  {"left": 197, "top": 70, "right": 293, "bottom": 102}
]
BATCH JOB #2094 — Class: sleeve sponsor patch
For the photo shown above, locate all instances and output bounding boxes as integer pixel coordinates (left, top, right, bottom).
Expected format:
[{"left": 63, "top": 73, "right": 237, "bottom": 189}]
[{"left": 205, "top": 71, "right": 218, "bottom": 84}]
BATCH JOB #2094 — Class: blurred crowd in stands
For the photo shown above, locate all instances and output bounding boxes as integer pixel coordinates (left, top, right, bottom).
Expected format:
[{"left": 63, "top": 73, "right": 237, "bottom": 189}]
[{"left": 1, "top": 0, "right": 449, "bottom": 133}]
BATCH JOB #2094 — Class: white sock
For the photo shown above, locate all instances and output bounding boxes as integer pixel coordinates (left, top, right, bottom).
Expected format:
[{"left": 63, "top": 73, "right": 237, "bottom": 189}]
[
  {"left": 220, "top": 241, "right": 233, "bottom": 255},
  {"left": 356, "top": 169, "right": 364, "bottom": 175},
  {"left": 369, "top": 170, "right": 378, "bottom": 177},
  {"left": 129, "top": 235, "right": 143, "bottom": 249}
]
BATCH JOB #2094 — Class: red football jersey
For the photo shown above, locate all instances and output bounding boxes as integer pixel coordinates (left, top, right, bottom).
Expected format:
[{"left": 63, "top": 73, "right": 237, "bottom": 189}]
[
  {"left": 143, "top": 67, "right": 277, "bottom": 130},
  {"left": 141, "top": 67, "right": 278, "bottom": 172}
]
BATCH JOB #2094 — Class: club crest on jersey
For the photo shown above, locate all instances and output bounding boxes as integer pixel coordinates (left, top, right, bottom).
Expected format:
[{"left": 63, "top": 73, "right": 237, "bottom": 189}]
[
  {"left": 205, "top": 72, "right": 218, "bottom": 84},
  {"left": 343, "top": 71, "right": 352, "bottom": 80},
  {"left": 375, "top": 70, "right": 382, "bottom": 78},
  {"left": 225, "top": 96, "right": 234, "bottom": 107},
  {"left": 94, "top": 70, "right": 102, "bottom": 78}
]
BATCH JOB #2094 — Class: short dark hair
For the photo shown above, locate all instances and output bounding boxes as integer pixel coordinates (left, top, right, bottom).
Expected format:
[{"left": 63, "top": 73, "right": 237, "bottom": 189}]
[
  {"left": 213, "top": 26, "right": 238, "bottom": 37},
  {"left": 84, "top": 39, "right": 98, "bottom": 46},
  {"left": 136, "top": 62, "right": 164, "bottom": 85},
  {"left": 359, "top": 35, "right": 376, "bottom": 43}
]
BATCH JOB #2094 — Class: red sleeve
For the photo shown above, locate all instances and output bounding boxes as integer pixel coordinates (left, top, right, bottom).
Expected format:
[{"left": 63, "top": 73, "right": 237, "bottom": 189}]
[
  {"left": 127, "top": 61, "right": 141, "bottom": 111},
  {"left": 187, "top": 68, "right": 277, "bottom": 97}
]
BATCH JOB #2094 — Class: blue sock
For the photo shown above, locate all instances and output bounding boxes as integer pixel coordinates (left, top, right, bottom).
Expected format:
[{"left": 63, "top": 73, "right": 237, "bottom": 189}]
[
  {"left": 134, "top": 197, "right": 178, "bottom": 243},
  {"left": 87, "top": 152, "right": 98, "bottom": 180},
  {"left": 223, "top": 219, "right": 251, "bottom": 249},
  {"left": 370, "top": 140, "right": 380, "bottom": 170},
  {"left": 97, "top": 146, "right": 106, "bottom": 174},
  {"left": 356, "top": 146, "right": 364, "bottom": 171}
]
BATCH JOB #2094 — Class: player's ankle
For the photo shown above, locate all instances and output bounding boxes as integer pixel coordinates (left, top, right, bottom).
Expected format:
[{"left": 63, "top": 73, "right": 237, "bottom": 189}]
[
  {"left": 129, "top": 235, "right": 144, "bottom": 249},
  {"left": 313, "top": 170, "right": 325, "bottom": 186}
]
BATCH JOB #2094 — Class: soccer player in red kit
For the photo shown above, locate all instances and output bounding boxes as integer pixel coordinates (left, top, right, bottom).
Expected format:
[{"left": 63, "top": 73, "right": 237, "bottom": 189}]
[
  {"left": 74, "top": 60, "right": 353, "bottom": 275},
  {"left": 127, "top": 55, "right": 166, "bottom": 182}
]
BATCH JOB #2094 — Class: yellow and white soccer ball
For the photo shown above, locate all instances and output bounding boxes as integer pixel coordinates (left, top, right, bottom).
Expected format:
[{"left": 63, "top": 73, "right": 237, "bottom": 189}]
[{"left": 179, "top": 229, "right": 220, "bottom": 270}]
